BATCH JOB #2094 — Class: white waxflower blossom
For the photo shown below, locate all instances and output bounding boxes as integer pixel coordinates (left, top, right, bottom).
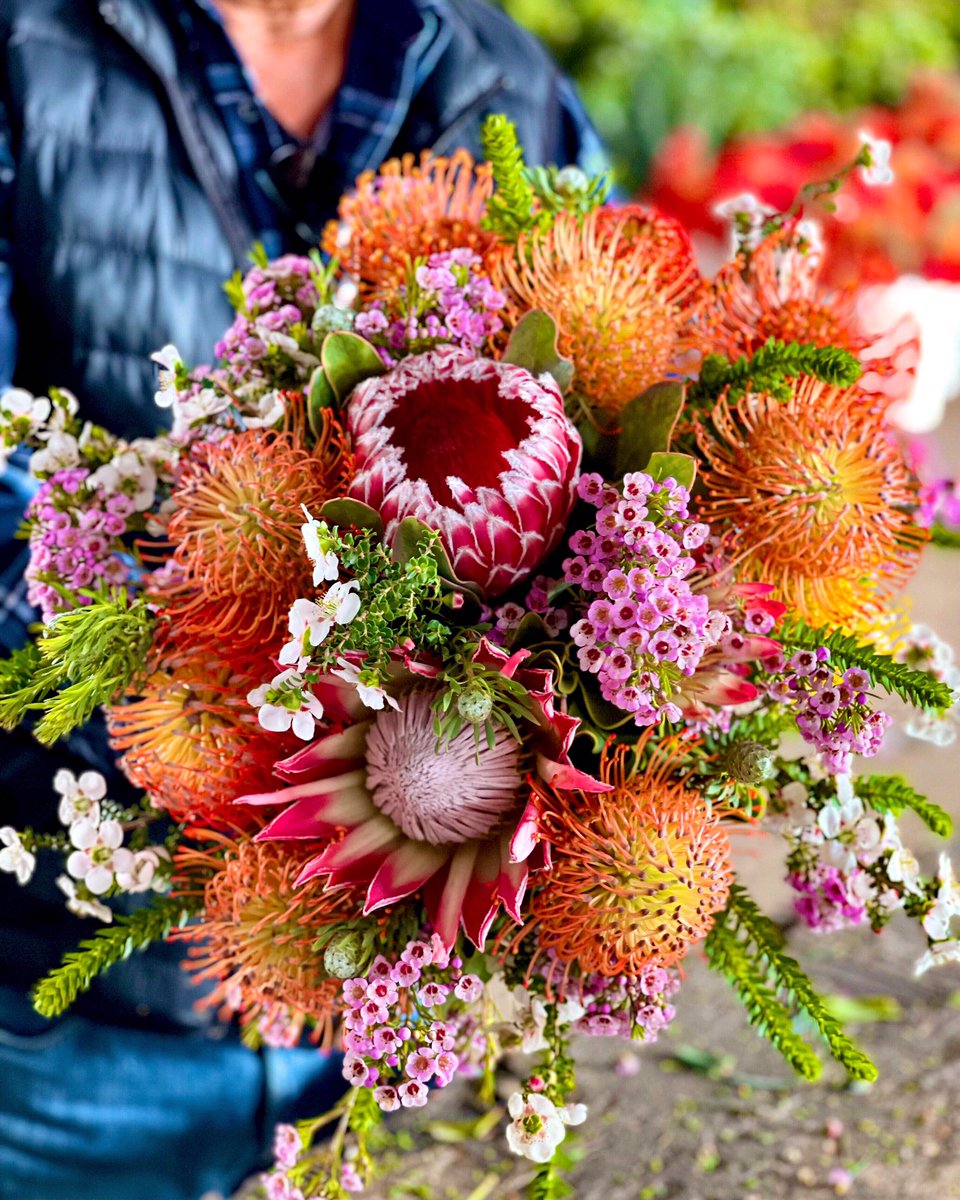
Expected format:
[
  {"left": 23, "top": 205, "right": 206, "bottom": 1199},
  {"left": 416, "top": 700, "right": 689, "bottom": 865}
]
[
  {"left": 0, "top": 827, "right": 36, "bottom": 885},
  {"left": 331, "top": 657, "right": 399, "bottom": 713},
  {"left": 54, "top": 768, "right": 107, "bottom": 826},
  {"left": 151, "top": 344, "right": 183, "bottom": 408},
  {"left": 247, "top": 669, "right": 326, "bottom": 741},
  {"left": 114, "top": 846, "right": 171, "bottom": 895},
  {"left": 858, "top": 131, "right": 894, "bottom": 186},
  {"left": 56, "top": 875, "right": 113, "bottom": 923},
  {"left": 66, "top": 818, "right": 135, "bottom": 894}
]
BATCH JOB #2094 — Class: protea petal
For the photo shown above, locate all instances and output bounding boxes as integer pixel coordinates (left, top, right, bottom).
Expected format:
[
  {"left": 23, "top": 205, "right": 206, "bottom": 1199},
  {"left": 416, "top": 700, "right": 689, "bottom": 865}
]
[
  {"left": 537, "top": 754, "right": 615, "bottom": 794},
  {"left": 301, "top": 815, "right": 403, "bottom": 876},
  {"left": 426, "top": 842, "right": 479, "bottom": 948},
  {"left": 274, "top": 724, "right": 370, "bottom": 780},
  {"left": 364, "top": 841, "right": 448, "bottom": 912}
]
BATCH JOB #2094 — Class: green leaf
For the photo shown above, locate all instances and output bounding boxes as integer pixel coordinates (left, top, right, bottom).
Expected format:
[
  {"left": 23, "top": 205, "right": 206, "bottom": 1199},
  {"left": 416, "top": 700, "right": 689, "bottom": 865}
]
[
  {"left": 307, "top": 365, "right": 337, "bottom": 435},
  {"left": 319, "top": 497, "right": 385, "bottom": 538},
  {"left": 577, "top": 674, "right": 636, "bottom": 732},
  {"left": 31, "top": 896, "right": 202, "bottom": 1019},
  {"left": 822, "top": 994, "right": 902, "bottom": 1025},
  {"left": 645, "top": 451, "right": 697, "bottom": 492},
  {"left": 615, "top": 381, "right": 684, "bottom": 476},
  {"left": 779, "top": 617, "right": 954, "bottom": 712},
  {"left": 503, "top": 310, "right": 574, "bottom": 393},
  {"left": 855, "top": 774, "right": 953, "bottom": 839},
  {"left": 390, "top": 517, "right": 482, "bottom": 597},
  {"left": 321, "top": 331, "right": 385, "bottom": 405}
]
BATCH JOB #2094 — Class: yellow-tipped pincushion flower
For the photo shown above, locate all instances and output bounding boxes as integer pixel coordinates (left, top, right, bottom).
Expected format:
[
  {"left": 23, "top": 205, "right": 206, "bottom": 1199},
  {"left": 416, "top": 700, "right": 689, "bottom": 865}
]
[
  {"left": 321, "top": 149, "right": 504, "bottom": 300},
  {"left": 494, "top": 207, "right": 703, "bottom": 418},
  {"left": 528, "top": 744, "right": 733, "bottom": 975},
  {"left": 694, "top": 375, "right": 925, "bottom": 629}
]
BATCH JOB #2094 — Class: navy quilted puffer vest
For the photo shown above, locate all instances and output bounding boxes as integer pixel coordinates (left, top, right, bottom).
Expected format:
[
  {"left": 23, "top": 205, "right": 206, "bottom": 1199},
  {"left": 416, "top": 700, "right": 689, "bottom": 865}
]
[{"left": 0, "top": 0, "right": 601, "bottom": 1029}]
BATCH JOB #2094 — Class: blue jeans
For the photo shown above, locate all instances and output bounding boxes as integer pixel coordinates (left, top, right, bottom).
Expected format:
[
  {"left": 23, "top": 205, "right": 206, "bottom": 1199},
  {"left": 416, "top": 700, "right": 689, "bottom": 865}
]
[{"left": 0, "top": 987, "right": 345, "bottom": 1200}]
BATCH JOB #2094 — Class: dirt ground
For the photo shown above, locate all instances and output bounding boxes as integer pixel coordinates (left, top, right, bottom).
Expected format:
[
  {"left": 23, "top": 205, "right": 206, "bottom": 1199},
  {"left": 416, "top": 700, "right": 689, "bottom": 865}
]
[{"left": 355, "top": 405, "right": 960, "bottom": 1200}]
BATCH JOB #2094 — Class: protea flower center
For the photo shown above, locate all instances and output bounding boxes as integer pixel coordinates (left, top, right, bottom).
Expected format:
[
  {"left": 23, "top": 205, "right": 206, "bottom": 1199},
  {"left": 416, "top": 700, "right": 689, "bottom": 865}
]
[
  {"left": 364, "top": 692, "right": 522, "bottom": 845},
  {"left": 347, "top": 346, "right": 582, "bottom": 596}
]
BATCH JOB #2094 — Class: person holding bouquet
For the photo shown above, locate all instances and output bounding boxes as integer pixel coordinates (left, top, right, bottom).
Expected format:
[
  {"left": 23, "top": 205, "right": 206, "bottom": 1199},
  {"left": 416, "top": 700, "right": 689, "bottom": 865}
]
[{"left": 0, "top": 2, "right": 602, "bottom": 1196}]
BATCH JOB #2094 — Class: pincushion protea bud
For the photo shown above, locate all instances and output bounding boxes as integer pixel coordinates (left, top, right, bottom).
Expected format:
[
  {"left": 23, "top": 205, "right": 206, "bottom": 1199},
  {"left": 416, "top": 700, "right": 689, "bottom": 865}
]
[{"left": 346, "top": 346, "right": 582, "bottom": 597}]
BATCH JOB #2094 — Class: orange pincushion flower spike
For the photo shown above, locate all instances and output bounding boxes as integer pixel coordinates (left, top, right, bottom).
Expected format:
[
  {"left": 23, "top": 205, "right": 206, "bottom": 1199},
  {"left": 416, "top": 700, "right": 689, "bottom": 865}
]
[
  {"left": 147, "top": 403, "right": 353, "bottom": 653},
  {"left": 173, "top": 838, "right": 357, "bottom": 1040},
  {"left": 700, "top": 224, "right": 920, "bottom": 407},
  {"left": 527, "top": 739, "right": 733, "bottom": 976},
  {"left": 322, "top": 149, "right": 504, "bottom": 301},
  {"left": 494, "top": 208, "right": 705, "bottom": 419},
  {"left": 694, "top": 375, "right": 926, "bottom": 630},
  {"left": 107, "top": 645, "right": 298, "bottom": 824}
]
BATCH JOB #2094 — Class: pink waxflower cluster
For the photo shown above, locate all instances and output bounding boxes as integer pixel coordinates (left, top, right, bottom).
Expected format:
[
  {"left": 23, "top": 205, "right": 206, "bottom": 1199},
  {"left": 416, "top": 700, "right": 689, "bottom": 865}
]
[
  {"left": 340, "top": 935, "right": 486, "bottom": 1112},
  {"left": 354, "top": 249, "right": 505, "bottom": 363},
  {"left": 789, "top": 863, "right": 874, "bottom": 932},
  {"left": 564, "top": 471, "right": 729, "bottom": 725},
  {"left": 569, "top": 962, "right": 681, "bottom": 1041},
  {"left": 767, "top": 650, "right": 889, "bottom": 773},
  {"left": 26, "top": 469, "right": 135, "bottom": 620},
  {"left": 214, "top": 254, "right": 323, "bottom": 396}
]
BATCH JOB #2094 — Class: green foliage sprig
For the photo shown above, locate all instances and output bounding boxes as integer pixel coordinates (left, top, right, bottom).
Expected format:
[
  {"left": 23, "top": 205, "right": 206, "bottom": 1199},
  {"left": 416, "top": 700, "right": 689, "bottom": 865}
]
[
  {"left": 855, "top": 774, "right": 953, "bottom": 838},
  {"left": 931, "top": 522, "right": 960, "bottom": 550},
  {"left": 687, "top": 338, "right": 862, "bottom": 407},
  {"left": 481, "top": 114, "right": 549, "bottom": 240},
  {"left": 310, "top": 524, "right": 453, "bottom": 680},
  {"left": 31, "top": 895, "right": 202, "bottom": 1019},
  {"left": 778, "top": 617, "right": 954, "bottom": 712},
  {"left": 0, "top": 590, "right": 154, "bottom": 743},
  {"left": 706, "top": 884, "right": 878, "bottom": 1082}
]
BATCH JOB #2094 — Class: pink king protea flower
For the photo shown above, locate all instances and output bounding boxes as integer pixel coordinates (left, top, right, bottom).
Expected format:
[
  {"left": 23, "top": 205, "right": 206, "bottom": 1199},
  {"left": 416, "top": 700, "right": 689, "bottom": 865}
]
[
  {"left": 346, "top": 345, "right": 582, "bottom": 597},
  {"left": 237, "top": 640, "right": 610, "bottom": 948}
]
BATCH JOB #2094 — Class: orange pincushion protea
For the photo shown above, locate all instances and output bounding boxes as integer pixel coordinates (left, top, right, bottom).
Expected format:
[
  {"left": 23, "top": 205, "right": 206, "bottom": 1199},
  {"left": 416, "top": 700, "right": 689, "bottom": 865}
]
[
  {"left": 173, "top": 837, "right": 354, "bottom": 1038},
  {"left": 321, "top": 149, "right": 503, "bottom": 300},
  {"left": 700, "top": 225, "right": 919, "bottom": 405},
  {"left": 494, "top": 209, "right": 703, "bottom": 418},
  {"left": 108, "top": 646, "right": 297, "bottom": 823},
  {"left": 148, "top": 406, "right": 352, "bottom": 651},
  {"left": 528, "top": 743, "right": 732, "bottom": 975},
  {"left": 694, "top": 375, "right": 926, "bottom": 629}
]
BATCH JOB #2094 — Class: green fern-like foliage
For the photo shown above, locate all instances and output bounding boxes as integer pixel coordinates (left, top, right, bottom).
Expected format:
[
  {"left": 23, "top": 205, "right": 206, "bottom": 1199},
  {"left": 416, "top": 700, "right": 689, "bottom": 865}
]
[
  {"left": 31, "top": 896, "right": 201, "bottom": 1019},
  {"left": 0, "top": 590, "right": 154, "bottom": 743},
  {"left": 687, "top": 338, "right": 862, "bottom": 407},
  {"left": 778, "top": 617, "right": 954, "bottom": 712},
  {"left": 706, "top": 884, "right": 878, "bottom": 1082},
  {"left": 480, "top": 114, "right": 548, "bottom": 240},
  {"left": 855, "top": 774, "right": 953, "bottom": 838}
]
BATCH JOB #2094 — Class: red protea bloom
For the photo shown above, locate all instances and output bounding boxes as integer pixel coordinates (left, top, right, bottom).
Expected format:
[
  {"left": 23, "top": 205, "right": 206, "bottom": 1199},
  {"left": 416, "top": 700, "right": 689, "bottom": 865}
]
[
  {"left": 321, "top": 149, "right": 504, "bottom": 300},
  {"left": 173, "top": 835, "right": 355, "bottom": 1040},
  {"left": 694, "top": 376, "right": 926, "bottom": 628},
  {"left": 148, "top": 406, "right": 352, "bottom": 651},
  {"left": 346, "top": 346, "right": 582, "bottom": 597},
  {"left": 526, "top": 741, "right": 733, "bottom": 975},
  {"left": 108, "top": 646, "right": 297, "bottom": 824},
  {"left": 238, "top": 640, "right": 610, "bottom": 949},
  {"left": 493, "top": 208, "right": 703, "bottom": 418}
]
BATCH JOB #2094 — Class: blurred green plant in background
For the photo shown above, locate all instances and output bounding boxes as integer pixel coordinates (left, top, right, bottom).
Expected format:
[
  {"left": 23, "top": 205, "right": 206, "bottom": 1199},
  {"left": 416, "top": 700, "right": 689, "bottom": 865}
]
[{"left": 499, "top": 0, "right": 960, "bottom": 190}]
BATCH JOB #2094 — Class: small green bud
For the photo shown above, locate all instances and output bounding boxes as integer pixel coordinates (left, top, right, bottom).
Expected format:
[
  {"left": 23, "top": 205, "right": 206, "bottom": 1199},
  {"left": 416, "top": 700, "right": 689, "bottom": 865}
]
[
  {"left": 724, "top": 740, "right": 775, "bottom": 785},
  {"left": 456, "top": 687, "right": 494, "bottom": 726},
  {"left": 312, "top": 304, "right": 355, "bottom": 337},
  {"left": 322, "top": 929, "right": 369, "bottom": 979},
  {"left": 553, "top": 165, "right": 590, "bottom": 198}
]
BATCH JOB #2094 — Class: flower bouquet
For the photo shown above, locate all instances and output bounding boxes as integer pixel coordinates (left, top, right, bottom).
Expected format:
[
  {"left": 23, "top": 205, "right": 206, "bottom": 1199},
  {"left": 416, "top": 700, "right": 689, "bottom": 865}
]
[{"left": 1, "top": 116, "right": 958, "bottom": 1198}]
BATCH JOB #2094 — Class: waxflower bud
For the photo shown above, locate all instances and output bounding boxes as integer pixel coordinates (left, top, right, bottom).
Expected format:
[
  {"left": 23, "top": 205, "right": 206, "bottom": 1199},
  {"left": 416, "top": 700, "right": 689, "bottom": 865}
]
[
  {"left": 456, "top": 687, "right": 494, "bottom": 726},
  {"left": 725, "top": 740, "right": 775, "bottom": 785},
  {"left": 323, "top": 929, "right": 369, "bottom": 979},
  {"left": 554, "top": 165, "right": 590, "bottom": 198},
  {"left": 312, "top": 304, "right": 355, "bottom": 337}
]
